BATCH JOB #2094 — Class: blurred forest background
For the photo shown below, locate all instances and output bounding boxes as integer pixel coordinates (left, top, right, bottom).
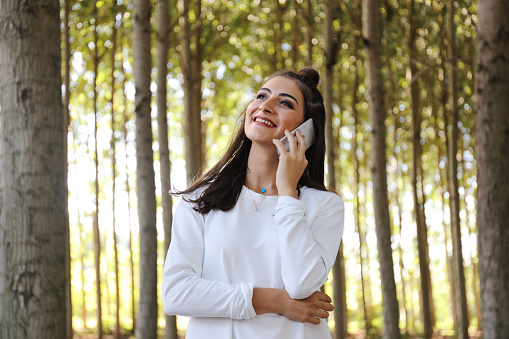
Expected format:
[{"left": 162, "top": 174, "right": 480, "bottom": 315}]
[{"left": 1, "top": 0, "right": 508, "bottom": 338}]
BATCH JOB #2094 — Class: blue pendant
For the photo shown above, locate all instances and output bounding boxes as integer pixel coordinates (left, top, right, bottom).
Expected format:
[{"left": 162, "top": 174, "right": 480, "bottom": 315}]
[{"left": 261, "top": 188, "right": 266, "bottom": 193}]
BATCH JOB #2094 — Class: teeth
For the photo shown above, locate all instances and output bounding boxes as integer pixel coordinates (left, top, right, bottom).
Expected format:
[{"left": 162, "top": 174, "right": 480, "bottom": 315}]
[{"left": 255, "top": 117, "right": 276, "bottom": 127}]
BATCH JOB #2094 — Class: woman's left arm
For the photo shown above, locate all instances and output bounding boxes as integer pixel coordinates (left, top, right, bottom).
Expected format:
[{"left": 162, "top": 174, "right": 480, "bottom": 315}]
[{"left": 274, "top": 193, "right": 344, "bottom": 299}]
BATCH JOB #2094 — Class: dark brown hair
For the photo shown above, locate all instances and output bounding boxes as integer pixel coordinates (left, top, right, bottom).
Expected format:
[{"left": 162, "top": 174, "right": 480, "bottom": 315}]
[{"left": 174, "top": 67, "right": 327, "bottom": 214}]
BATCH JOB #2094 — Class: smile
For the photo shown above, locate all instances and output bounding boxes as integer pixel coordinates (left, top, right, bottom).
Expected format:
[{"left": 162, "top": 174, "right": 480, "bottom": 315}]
[{"left": 254, "top": 117, "right": 276, "bottom": 127}]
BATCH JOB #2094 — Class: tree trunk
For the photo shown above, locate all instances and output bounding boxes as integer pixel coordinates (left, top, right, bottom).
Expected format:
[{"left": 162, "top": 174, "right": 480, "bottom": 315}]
[
  {"left": 0, "top": 0, "right": 67, "bottom": 337},
  {"left": 178, "top": 0, "right": 203, "bottom": 184},
  {"left": 120, "top": 19, "right": 136, "bottom": 333},
  {"left": 77, "top": 195, "right": 87, "bottom": 329},
  {"left": 447, "top": 2, "right": 469, "bottom": 337},
  {"left": 305, "top": 0, "right": 314, "bottom": 62},
  {"left": 407, "top": 1, "right": 432, "bottom": 337},
  {"left": 92, "top": 3, "right": 103, "bottom": 336},
  {"left": 351, "top": 48, "right": 370, "bottom": 334},
  {"left": 362, "top": 1, "right": 400, "bottom": 338},
  {"left": 109, "top": 18, "right": 121, "bottom": 339},
  {"left": 133, "top": 0, "right": 158, "bottom": 337},
  {"left": 62, "top": 0, "right": 73, "bottom": 336},
  {"left": 475, "top": 1, "right": 509, "bottom": 338},
  {"left": 437, "top": 23, "right": 459, "bottom": 326},
  {"left": 156, "top": 0, "right": 178, "bottom": 337},
  {"left": 324, "top": 0, "right": 338, "bottom": 192}
]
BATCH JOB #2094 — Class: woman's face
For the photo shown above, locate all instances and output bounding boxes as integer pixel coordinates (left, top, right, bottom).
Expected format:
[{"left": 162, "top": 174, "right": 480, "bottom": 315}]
[{"left": 244, "top": 76, "right": 305, "bottom": 145}]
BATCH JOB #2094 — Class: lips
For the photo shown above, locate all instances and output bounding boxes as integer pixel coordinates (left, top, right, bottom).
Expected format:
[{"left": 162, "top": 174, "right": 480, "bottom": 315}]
[{"left": 253, "top": 116, "right": 277, "bottom": 127}]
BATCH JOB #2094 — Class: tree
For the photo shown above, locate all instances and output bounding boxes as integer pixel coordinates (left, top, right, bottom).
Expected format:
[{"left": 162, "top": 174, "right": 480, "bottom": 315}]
[
  {"left": 0, "top": 0, "right": 67, "bottom": 337},
  {"left": 92, "top": 3, "right": 103, "bottom": 336},
  {"left": 133, "top": 0, "right": 158, "bottom": 337},
  {"left": 178, "top": 0, "right": 203, "bottom": 183},
  {"left": 109, "top": 15, "right": 121, "bottom": 339},
  {"left": 362, "top": 0, "right": 400, "bottom": 338},
  {"left": 407, "top": 0, "right": 432, "bottom": 336},
  {"left": 156, "top": 0, "right": 178, "bottom": 337},
  {"left": 62, "top": 0, "right": 73, "bottom": 336},
  {"left": 446, "top": 1, "right": 469, "bottom": 337},
  {"left": 475, "top": 0, "right": 509, "bottom": 338}
]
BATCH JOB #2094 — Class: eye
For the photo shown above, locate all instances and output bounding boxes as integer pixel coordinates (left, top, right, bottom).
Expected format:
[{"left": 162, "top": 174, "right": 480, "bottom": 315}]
[
  {"left": 256, "top": 93, "right": 267, "bottom": 100},
  {"left": 280, "top": 100, "right": 294, "bottom": 109}
]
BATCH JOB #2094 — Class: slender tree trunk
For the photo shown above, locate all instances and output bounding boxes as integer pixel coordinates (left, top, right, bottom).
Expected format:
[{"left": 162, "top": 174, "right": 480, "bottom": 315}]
[
  {"left": 290, "top": 3, "right": 299, "bottom": 69},
  {"left": 438, "top": 25, "right": 459, "bottom": 326},
  {"left": 0, "top": 0, "right": 67, "bottom": 337},
  {"left": 475, "top": 1, "right": 509, "bottom": 338},
  {"left": 62, "top": 0, "right": 73, "bottom": 336},
  {"left": 324, "top": 0, "right": 337, "bottom": 192},
  {"left": 156, "top": 0, "right": 178, "bottom": 337},
  {"left": 133, "top": 0, "right": 158, "bottom": 337},
  {"left": 332, "top": 243, "right": 347, "bottom": 339},
  {"left": 408, "top": 1, "right": 432, "bottom": 337},
  {"left": 178, "top": 0, "right": 203, "bottom": 183},
  {"left": 109, "top": 18, "right": 121, "bottom": 339},
  {"left": 120, "top": 19, "right": 136, "bottom": 333},
  {"left": 447, "top": 1, "right": 469, "bottom": 337},
  {"left": 305, "top": 0, "right": 313, "bottom": 62},
  {"left": 323, "top": 2, "right": 346, "bottom": 337},
  {"left": 391, "top": 79, "right": 409, "bottom": 335},
  {"left": 92, "top": 3, "right": 103, "bottom": 336},
  {"left": 77, "top": 196, "right": 87, "bottom": 329},
  {"left": 362, "top": 1, "right": 400, "bottom": 337},
  {"left": 351, "top": 50, "right": 370, "bottom": 334}
]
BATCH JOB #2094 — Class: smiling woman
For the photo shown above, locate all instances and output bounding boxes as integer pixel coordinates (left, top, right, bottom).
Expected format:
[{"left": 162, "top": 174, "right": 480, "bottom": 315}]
[{"left": 162, "top": 68, "right": 344, "bottom": 339}]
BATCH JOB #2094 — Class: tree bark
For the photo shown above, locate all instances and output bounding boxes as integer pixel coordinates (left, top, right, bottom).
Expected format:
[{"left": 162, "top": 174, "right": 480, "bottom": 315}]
[
  {"left": 109, "top": 17, "right": 121, "bottom": 339},
  {"left": 447, "top": 2, "right": 469, "bottom": 337},
  {"left": 305, "top": 0, "right": 314, "bottom": 63},
  {"left": 178, "top": 0, "right": 203, "bottom": 184},
  {"left": 133, "top": 0, "right": 158, "bottom": 337},
  {"left": 120, "top": 19, "right": 137, "bottom": 333},
  {"left": 62, "top": 0, "right": 73, "bottom": 336},
  {"left": 475, "top": 1, "right": 509, "bottom": 338},
  {"left": 362, "top": 1, "right": 401, "bottom": 338},
  {"left": 0, "top": 0, "right": 67, "bottom": 337},
  {"left": 156, "top": 0, "right": 178, "bottom": 337},
  {"left": 351, "top": 45, "right": 371, "bottom": 334},
  {"left": 407, "top": 1, "right": 432, "bottom": 337},
  {"left": 92, "top": 3, "right": 103, "bottom": 336}
]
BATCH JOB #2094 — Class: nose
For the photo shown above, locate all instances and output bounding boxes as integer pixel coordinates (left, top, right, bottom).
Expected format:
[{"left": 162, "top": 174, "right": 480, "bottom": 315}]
[{"left": 258, "top": 97, "right": 276, "bottom": 114}]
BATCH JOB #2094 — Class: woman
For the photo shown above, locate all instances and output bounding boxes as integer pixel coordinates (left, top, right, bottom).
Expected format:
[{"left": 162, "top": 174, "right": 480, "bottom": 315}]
[{"left": 163, "top": 68, "right": 344, "bottom": 338}]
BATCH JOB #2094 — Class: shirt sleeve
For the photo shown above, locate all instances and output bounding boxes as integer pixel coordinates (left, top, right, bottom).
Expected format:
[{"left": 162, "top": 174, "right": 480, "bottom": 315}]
[
  {"left": 162, "top": 198, "right": 257, "bottom": 320},
  {"left": 274, "top": 193, "right": 344, "bottom": 299}
]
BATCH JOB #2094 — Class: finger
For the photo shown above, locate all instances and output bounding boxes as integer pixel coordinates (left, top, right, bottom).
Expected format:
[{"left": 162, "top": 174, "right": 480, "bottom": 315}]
[
  {"left": 312, "top": 309, "right": 330, "bottom": 319},
  {"left": 285, "top": 129, "right": 298, "bottom": 153},
  {"left": 272, "top": 138, "right": 287, "bottom": 156},
  {"left": 318, "top": 301, "right": 334, "bottom": 312},
  {"left": 313, "top": 291, "right": 332, "bottom": 303},
  {"left": 307, "top": 316, "right": 321, "bottom": 325},
  {"left": 295, "top": 129, "right": 307, "bottom": 152}
]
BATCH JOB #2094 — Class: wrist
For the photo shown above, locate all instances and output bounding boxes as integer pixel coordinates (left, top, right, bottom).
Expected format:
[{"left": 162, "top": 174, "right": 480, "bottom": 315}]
[{"left": 277, "top": 187, "right": 298, "bottom": 199}]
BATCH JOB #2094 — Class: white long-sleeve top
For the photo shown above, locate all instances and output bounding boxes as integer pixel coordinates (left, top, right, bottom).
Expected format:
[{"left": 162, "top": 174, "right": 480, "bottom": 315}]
[{"left": 163, "top": 185, "right": 344, "bottom": 339}]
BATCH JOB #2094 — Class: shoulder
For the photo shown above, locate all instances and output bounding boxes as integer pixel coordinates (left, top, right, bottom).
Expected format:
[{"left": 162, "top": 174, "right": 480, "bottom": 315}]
[{"left": 300, "top": 186, "right": 343, "bottom": 206}]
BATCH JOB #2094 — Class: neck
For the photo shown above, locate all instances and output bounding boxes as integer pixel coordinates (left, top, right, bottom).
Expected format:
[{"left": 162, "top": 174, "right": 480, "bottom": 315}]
[{"left": 245, "top": 143, "right": 279, "bottom": 193}]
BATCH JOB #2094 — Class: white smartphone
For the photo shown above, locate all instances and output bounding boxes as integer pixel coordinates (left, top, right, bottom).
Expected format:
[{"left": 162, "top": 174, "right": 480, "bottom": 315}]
[{"left": 278, "top": 118, "right": 315, "bottom": 155}]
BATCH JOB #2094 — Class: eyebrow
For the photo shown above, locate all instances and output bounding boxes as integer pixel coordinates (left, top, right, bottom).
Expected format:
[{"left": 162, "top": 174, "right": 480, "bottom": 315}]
[{"left": 260, "top": 87, "right": 299, "bottom": 106}]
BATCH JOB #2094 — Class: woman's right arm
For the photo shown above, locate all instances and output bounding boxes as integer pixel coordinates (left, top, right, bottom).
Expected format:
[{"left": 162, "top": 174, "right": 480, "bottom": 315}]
[{"left": 162, "top": 199, "right": 256, "bottom": 320}]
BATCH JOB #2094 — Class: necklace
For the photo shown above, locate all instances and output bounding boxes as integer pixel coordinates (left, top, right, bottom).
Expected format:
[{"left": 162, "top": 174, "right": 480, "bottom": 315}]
[
  {"left": 246, "top": 187, "right": 266, "bottom": 211},
  {"left": 245, "top": 180, "right": 278, "bottom": 195}
]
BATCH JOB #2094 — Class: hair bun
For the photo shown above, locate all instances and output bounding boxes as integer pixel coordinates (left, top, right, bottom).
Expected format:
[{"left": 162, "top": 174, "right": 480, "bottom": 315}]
[{"left": 297, "top": 68, "right": 320, "bottom": 87}]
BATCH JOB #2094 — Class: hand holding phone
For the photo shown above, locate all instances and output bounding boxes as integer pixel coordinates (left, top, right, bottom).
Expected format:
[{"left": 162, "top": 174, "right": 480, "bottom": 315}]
[{"left": 278, "top": 118, "right": 315, "bottom": 155}]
